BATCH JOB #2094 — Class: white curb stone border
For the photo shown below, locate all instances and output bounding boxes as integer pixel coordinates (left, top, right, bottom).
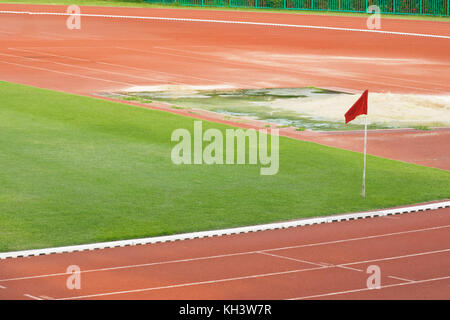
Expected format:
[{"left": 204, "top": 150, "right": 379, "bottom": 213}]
[{"left": 1, "top": 200, "right": 448, "bottom": 259}]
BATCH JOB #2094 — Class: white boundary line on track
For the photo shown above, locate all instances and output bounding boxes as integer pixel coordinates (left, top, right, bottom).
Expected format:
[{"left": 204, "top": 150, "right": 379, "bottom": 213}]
[
  {"left": 289, "top": 275, "right": 450, "bottom": 300},
  {"left": 23, "top": 294, "right": 43, "bottom": 300},
  {"left": 0, "top": 59, "right": 136, "bottom": 86},
  {"left": 56, "top": 260, "right": 450, "bottom": 300},
  {"left": 0, "top": 200, "right": 448, "bottom": 260},
  {"left": 1, "top": 10, "right": 450, "bottom": 39},
  {"left": 6, "top": 47, "right": 240, "bottom": 87},
  {"left": 2, "top": 247, "right": 449, "bottom": 299},
  {"left": 1, "top": 229, "right": 448, "bottom": 282},
  {"left": 152, "top": 45, "right": 450, "bottom": 90},
  {"left": 8, "top": 46, "right": 438, "bottom": 93},
  {"left": 113, "top": 46, "right": 438, "bottom": 93},
  {"left": 0, "top": 51, "right": 168, "bottom": 84}
]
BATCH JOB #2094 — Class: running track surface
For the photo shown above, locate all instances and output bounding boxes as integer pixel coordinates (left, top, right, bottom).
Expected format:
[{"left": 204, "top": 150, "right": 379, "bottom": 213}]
[
  {"left": 0, "top": 206, "right": 449, "bottom": 300},
  {"left": 0, "top": 5, "right": 449, "bottom": 300},
  {"left": 1, "top": 4, "right": 450, "bottom": 95},
  {"left": 1, "top": 4, "right": 449, "bottom": 170}
]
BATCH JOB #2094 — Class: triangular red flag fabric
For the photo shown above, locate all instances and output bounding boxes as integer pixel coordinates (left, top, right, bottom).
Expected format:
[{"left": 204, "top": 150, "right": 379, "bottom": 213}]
[{"left": 345, "top": 90, "right": 368, "bottom": 123}]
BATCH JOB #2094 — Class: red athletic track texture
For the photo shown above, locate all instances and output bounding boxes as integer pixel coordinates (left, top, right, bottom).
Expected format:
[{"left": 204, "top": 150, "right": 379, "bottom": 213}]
[
  {"left": 0, "top": 5, "right": 449, "bottom": 300},
  {"left": 1, "top": 4, "right": 450, "bottom": 95},
  {"left": 0, "top": 207, "right": 449, "bottom": 300},
  {"left": 0, "top": 4, "right": 449, "bottom": 170}
]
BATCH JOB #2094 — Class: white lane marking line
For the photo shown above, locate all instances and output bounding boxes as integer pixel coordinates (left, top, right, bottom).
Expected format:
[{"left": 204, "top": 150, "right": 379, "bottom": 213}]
[
  {"left": 57, "top": 265, "right": 330, "bottom": 300},
  {"left": 2, "top": 50, "right": 161, "bottom": 84},
  {"left": 37, "top": 31, "right": 65, "bottom": 40},
  {"left": 340, "top": 248, "right": 450, "bottom": 267},
  {"left": 17, "top": 44, "right": 449, "bottom": 92},
  {"left": 289, "top": 275, "right": 450, "bottom": 300},
  {"left": 9, "top": 47, "right": 91, "bottom": 62},
  {"left": 0, "top": 285, "right": 6, "bottom": 289},
  {"left": 153, "top": 45, "right": 450, "bottom": 90},
  {"left": 16, "top": 46, "right": 116, "bottom": 49},
  {"left": 371, "top": 73, "right": 450, "bottom": 89},
  {"left": 56, "top": 267, "right": 450, "bottom": 300},
  {"left": 267, "top": 225, "right": 450, "bottom": 253},
  {"left": 39, "top": 295, "right": 55, "bottom": 300},
  {"left": 388, "top": 275, "right": 415, "bottom": 283},
  {"left": 4, "top": 46, "right": 447, "bottom": 94},
  {"left": 335, "top": 265, "right": 363, "bottom": 272},
  {"left": 117, "top": 45, "right": 248, "bottom": 67},
  {"left": 0, "top": 252, "right": 261, "bottom": 282},
  {"left": 257, "top": 251, "right": 327, "bottom": 267},
  {"left": 1, "top": 201, "right": 448, "bottom": 260},
  {"left": 0, "top": 59, "right": 136, "bottom": 86},
  {"left": 0, "top": 226, "right": 447, "bottom": 282},
  {"left": 1, "top": 11, "right": 449, "bottom": 39},
  {"left": 23, "top": 294, "right": 43, "bottom": 300},
  {"left": 99, "top": 61, "right": 222, "bottom": 86},
  {"left": 265, "top": 254, "right": 363, "bottom": 272},
  {"left": 8, "top": 47, "right": 231, "bottom": 86},
  {"left": 115, "top": 46, "right": 437, "bottom": 93},
  {"left": 1, "top": 245, "right": 448, "bottom": 287},
  {"left": 114, "top": 46, "right": 247, "bottom": 86}
]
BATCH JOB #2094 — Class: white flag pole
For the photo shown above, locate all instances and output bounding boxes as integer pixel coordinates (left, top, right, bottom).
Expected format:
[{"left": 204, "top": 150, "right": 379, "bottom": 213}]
[{"left": 362, "top": 114, "right": 368, "bottom": 198}]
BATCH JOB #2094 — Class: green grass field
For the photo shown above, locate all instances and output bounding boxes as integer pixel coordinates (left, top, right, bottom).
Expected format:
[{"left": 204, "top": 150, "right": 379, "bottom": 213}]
[
  {"left": 0, "top": 81, "right": 448, "bottom": 252},
  {"left": 1, "top": 0, "right": 449, "bottom": 21}
]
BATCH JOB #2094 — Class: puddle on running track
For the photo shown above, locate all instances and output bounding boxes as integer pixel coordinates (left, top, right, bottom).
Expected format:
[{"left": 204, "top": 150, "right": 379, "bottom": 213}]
[{"left": 103, "top": 87, "right": 450, "bottom": 131}]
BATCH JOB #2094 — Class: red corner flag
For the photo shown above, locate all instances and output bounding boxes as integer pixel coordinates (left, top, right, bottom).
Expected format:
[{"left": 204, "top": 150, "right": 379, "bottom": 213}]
[
  {"left": 345, "top": 90, "right": 369, "bottom": 198},
  {"left": 345, "top": 90, "right": 368, "bottom": 123}
]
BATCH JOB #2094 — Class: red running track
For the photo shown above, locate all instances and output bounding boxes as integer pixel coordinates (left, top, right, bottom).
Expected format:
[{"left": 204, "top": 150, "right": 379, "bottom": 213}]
[
  {"left": 0, "top": 206, "right": 449, "bottom": 300},
  {"left": 0, "top": 4, "right": 449, "bottom": 95},
  {"left": 0, "top": 4, "right": 449, "bottom": 170},
  {"left": 0, "top": 5, "right": 449, "bottom": 300}
]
